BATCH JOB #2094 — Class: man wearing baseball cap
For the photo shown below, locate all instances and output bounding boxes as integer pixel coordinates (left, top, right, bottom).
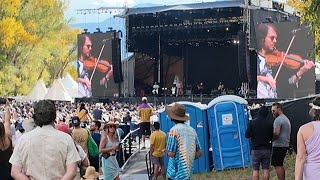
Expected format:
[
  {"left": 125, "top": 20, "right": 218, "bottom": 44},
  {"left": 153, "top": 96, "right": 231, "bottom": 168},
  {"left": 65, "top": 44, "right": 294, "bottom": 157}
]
[
  {"left": 71, "top": 116, "right": 89, "bottom": 154},
  {"left": 165, "top": 103, "right": 202, "bottom": 180}
]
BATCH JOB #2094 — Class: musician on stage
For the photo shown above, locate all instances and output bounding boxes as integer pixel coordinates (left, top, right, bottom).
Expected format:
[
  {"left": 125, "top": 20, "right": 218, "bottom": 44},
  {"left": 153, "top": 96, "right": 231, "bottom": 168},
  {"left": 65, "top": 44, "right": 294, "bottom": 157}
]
[
  {"left": 77, "top": 35, "right": 113, "bottom": 97},
  {"left": 256, "top": 23, "right": 314, "bottom": 98}
]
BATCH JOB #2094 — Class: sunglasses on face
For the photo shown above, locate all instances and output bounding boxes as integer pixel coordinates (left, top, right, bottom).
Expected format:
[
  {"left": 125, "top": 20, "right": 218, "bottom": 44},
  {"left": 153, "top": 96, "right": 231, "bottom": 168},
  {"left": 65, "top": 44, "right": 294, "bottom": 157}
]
[{"left": 109, "top": 125, "right": 117, "bottom": 129}]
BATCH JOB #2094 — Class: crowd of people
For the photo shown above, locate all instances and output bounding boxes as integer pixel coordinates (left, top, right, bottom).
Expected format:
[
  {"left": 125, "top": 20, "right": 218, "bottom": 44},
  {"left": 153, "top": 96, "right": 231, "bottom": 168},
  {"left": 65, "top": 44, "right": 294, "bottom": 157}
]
[
  {"left": 0, "top": 97, "right": 203, "bottom": 180},
  {"left": 246, "top": 97, "right": 320, "bottom": 180},
  {"left": 2, "top": 93, "right": 320, "bottom": 180}
]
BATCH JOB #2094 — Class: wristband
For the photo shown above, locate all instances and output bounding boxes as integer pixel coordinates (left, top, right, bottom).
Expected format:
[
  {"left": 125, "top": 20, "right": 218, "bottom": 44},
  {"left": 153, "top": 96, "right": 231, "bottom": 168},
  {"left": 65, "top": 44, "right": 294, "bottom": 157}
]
[{"left": 296, "top": 73, "right": 301, "bottom": 80}]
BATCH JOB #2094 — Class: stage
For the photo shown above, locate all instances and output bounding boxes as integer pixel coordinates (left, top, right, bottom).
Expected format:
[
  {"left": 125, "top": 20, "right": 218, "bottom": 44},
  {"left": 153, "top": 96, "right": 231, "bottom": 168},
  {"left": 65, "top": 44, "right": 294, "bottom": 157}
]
[{"left": 122, "top": 1, "right": 306, "bottom": 99}]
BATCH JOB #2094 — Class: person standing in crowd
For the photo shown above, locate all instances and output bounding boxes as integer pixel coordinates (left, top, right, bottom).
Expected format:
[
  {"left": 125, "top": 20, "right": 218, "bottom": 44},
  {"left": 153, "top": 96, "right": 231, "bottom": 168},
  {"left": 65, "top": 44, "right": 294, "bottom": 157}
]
[
  {"left": 295, "top": 97, "right": 320, "bottom": 180},
  {"left": 122, "top": 111, "right": 132, "bottom": 124},
  {"left": 271, "top": 102, "right": 291, "bottom": 180},
  {"left": 10, "top": 100, "right": 81, "bottom": 179},
  {"left": 93, "top": 103, "right": 103, "bottom": 121},
  {"left": 99, "top": 121, "right": 121, "bottom": 180},
  {"left": 245, "top": 106, "right": 274, "bottom": 180},
  {"left": 72, "top": 116, "right": 89, "bottom": 154},
  {"left": 56, "top": 117, "right": 70, "bottom": 134},
  {"left": 89, "top": 120, "right": 101, "bottom": 172},
  {"left": 0, "top": 100, "right": 13, "bottom": 180},
  {"left": 256, "top": 23, "right": 314, "bottom": 98},
  {"left": 138, "top": 97, "right": 153, "bottom": 149},
  {"left": 150, "top": 122, "right": 166, "bottom": 180},
  {"left": 78, "top": 103, "right": 90, "bottom": 123},
  {"left": 165, "top": 103, "right": 202, "bottom": 180},
  {"left": 57, "top": 124, "right": 90, "bottom": 180}
]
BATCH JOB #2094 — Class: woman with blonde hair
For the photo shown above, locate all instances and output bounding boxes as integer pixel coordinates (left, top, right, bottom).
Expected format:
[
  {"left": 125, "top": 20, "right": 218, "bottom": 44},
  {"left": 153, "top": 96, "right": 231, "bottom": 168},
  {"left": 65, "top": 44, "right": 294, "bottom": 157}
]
[
  {"left": 0, "top": 103, "right": 13, "bottom": 179},
  {"left": 295, "top": 97, "right": 320, "bottom": 180},
  {"left": 99, "top": 120, "right": 121, "bottom": 180}
]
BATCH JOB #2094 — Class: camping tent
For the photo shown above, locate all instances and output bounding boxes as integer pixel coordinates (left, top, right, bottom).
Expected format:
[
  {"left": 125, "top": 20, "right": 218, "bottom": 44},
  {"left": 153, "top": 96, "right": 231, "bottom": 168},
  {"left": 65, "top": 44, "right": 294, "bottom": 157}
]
[
  {"left": 61, "top": 73, "right": 80, "bottom": 98},
  {"left": 26, "top": 78, "right": 48, "bottom": 101},
  {"left": 44, "top": 78, "right": 72, "bottom": 101}
]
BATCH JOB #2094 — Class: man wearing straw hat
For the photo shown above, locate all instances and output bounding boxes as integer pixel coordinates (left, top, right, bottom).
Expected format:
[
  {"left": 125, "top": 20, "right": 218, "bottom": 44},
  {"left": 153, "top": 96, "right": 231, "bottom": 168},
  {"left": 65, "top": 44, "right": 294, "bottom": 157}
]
[{"left": 165, "top": 103, "right": 202, "bottom": 180}]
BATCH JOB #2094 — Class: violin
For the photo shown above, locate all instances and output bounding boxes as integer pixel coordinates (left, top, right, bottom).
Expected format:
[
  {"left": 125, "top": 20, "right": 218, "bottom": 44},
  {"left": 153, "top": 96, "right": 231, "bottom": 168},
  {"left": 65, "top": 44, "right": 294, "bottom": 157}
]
[
  {"left": 265, "top": 50, "right": 305, "bottom": 69},
  {"left": 83, "top": 57, "right": 112, "bottom": 73}
]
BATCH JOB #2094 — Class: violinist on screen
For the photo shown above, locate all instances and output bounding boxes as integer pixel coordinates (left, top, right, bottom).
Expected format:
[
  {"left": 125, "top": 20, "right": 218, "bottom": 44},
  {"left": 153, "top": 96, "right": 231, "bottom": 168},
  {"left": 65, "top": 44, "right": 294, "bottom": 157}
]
[
  {"left": 77, "top": 35, "right": 113, "bottom": 97},
  {"left": 256, "top": 23, "right": 314, "bottom": 98}
]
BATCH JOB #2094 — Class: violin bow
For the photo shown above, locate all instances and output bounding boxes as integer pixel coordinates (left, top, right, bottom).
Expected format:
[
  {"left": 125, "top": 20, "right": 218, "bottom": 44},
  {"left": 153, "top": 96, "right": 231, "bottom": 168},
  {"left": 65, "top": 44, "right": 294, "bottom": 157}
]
[
  {"left": 274, "top": 32, "right": 297, "bottom": 81},
  {"left": 89, "top": 37, "right": 112, "bottom": 82}
]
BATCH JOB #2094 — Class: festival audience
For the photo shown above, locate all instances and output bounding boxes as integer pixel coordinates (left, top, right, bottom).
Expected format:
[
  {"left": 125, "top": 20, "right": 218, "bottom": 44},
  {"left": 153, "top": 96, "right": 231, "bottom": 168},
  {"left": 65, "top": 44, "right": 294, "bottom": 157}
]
[
  {"left": 150, "top": 121, "right": 167, "bottom": 180},
  {"left": 295, "top": 97, "right": 320, "bottom": 180},
  {"left": 99, "top": 120, "right": 121, "bottom": 180},
  {"left": 246, "top": 106, "right": 273, "bottom": 180},
  {"left": 9, "top": 100, "right": 81, "bottom": 179},
  {"left": 0, "top": 102, "right": 13, "bottom": 180}
]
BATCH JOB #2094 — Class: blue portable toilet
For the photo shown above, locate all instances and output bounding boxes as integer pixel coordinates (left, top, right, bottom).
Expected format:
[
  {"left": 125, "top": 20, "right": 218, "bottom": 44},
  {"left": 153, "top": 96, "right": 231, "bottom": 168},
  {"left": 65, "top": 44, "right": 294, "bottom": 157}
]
[
  {"left": 207, "top": 95, "right": 250, "bottom": 171},
  {"left": 159, "top": 101, "right": 211, "bottom": 173}
]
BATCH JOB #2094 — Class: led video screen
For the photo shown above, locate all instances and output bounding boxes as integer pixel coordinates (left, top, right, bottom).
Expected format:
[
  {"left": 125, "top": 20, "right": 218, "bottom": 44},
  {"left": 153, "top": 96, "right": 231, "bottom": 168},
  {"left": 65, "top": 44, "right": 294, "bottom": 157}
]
[
  {"left": 77, "top": 33, "right": 119, "bottom": 97},
  {"left": 255, "top": 22, "right": 315, "bottom": 99}
]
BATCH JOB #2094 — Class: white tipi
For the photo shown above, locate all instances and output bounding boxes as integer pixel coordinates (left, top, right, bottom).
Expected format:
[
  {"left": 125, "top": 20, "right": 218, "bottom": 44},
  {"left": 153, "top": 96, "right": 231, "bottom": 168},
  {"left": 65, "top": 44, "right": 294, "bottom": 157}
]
[
  {"left": 44, "top": 78, "right": 72, "bottom": 101},
  {"left": 26, "top": 78, "right": 48, "bottom": 101},
  {"left": 61, "top": 73, "right": 80, "bottom": 98}
]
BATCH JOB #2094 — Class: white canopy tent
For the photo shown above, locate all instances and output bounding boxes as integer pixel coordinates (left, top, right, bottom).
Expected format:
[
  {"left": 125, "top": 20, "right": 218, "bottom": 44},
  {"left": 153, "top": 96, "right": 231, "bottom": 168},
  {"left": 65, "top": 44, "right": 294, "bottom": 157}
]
[
  {"left": 61, "top": 73, "right": 80, "bottom": 98},
  {"left": 44, "top": 78, "right": 72, "bottom": 101},
  {"left": 26, "top": 78, "right": 48, "bottom": 101}
]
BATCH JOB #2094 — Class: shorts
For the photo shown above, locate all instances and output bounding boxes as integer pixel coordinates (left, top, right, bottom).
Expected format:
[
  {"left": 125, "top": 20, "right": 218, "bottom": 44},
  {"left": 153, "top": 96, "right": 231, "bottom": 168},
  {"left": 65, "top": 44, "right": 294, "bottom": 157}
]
[
  {"left": 150, "top": 155, "right": 164, "bottom": 165},
  {"left": 271, "top": 147, "right": 288, "bottom": 167},
  {"left": 251, "top": 149, "right": 272, "bottom": 170},
  {"left": 139, "top": 122, "right": 151, "bottom": 136}
]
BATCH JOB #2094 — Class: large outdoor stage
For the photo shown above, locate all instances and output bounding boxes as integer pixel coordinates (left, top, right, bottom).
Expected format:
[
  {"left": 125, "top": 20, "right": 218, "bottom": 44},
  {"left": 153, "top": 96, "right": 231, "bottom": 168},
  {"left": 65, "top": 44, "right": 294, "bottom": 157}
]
[{"left": 122, "top": 0, "right": 314, "bottom": 100}]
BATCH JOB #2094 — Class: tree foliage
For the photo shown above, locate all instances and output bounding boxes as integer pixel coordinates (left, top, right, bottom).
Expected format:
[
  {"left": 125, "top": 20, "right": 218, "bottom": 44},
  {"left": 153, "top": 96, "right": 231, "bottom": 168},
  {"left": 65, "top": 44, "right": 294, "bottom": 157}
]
[
  {"left": 0, "top": 0, "right": 79, "bottom": 96},
  {"left": 287, "top": 0, "right": 320, "bottom": 58}
]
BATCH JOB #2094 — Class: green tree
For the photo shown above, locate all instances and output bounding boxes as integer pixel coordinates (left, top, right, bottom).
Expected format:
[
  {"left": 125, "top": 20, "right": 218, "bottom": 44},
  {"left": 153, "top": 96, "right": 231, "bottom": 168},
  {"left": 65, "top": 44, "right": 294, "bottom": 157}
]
[
  {"left": 0, "top": 0, "right": 79, "bottom": 96},
  {"left": 287, "top": 0, "right": 320, "bottom": 58}
]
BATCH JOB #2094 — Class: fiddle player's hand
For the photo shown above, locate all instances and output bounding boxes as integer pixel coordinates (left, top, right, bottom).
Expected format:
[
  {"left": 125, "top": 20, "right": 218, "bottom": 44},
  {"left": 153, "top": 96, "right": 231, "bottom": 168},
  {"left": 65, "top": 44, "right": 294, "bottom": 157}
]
[
  {"left": 301, "top": 60, "right": 315, "bottom": 71},
  {"left": 85, "top": 79, "right": 91, "bottom": 90},
  {"left": 100, "top": 77, "right": 108, "bottom": 85},
  {"left": 267, "top": 77, "right": 276, "bottom": 90}
]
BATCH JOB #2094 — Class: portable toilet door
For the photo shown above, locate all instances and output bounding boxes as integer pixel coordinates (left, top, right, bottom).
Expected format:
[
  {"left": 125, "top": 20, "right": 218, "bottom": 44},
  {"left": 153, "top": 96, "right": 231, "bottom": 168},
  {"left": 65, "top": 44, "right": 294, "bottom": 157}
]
[
  {"left": 207, "top": 95, "right": 250, "bottom": 171},
  {"left": 158, "top": 101, "right": 211, "bottom": 173}
]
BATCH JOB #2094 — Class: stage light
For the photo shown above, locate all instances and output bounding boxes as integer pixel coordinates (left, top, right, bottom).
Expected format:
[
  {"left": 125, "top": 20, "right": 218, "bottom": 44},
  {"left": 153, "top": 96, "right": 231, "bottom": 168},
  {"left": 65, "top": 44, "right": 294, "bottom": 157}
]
[
  {"left": 226, "top": 27, "right": 229, "bottom": 31},
  {"left": 83, "top": 29, "right": 89, "bottom": 34}
]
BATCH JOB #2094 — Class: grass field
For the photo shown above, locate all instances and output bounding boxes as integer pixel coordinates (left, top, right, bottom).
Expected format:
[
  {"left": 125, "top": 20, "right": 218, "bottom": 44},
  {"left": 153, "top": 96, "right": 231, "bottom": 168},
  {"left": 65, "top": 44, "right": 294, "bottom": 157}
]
[{"left": 191, "top": 153, "right": 296, "bottom": 180}]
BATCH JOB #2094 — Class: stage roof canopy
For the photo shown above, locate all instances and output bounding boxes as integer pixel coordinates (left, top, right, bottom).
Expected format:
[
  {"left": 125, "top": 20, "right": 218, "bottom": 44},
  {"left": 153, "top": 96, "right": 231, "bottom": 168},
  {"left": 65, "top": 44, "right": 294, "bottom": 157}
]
[{"left": 125, "top": 1, "right": 245, "bottom": 16}]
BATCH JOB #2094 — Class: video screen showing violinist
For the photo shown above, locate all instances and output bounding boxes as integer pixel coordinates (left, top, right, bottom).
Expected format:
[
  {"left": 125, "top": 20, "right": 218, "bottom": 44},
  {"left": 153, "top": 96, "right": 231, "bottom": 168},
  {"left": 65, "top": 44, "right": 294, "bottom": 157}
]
[
  {"left": 255, "top": 22, "right": 315, "bottom": 99},
  {"left": 77, "top": 33, "right": 114, "bottom": 97}
]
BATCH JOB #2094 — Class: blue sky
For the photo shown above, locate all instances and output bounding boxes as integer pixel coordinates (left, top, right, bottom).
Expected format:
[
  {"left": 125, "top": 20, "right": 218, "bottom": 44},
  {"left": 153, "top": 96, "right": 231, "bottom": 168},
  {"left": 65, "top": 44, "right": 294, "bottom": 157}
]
[{"left": 65, "top": 0, "right": 216, "bottom": 24}]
